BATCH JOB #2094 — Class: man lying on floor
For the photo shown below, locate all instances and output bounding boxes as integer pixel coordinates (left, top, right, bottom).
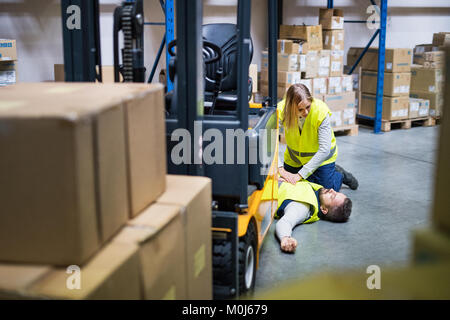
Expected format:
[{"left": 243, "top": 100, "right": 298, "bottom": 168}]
[{"left": 276, "top": 178, "right": 352, "bottom": 253}]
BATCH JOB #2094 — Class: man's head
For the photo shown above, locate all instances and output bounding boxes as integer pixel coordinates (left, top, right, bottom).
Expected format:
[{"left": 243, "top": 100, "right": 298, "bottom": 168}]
[{"left": 318, "top": 188, "right": 352, "bottom": 222}]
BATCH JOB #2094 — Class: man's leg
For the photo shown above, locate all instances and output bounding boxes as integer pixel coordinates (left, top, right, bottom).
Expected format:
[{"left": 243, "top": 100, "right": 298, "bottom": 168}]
[
  {"left": 335, "top": 164, "right": 359, "bottom": 190},
  {"left": 275, "top": 201, "right": 310, "bottom": 253},
  {"left": 307, "top": 162, "right": 343, "bottom": 191}
]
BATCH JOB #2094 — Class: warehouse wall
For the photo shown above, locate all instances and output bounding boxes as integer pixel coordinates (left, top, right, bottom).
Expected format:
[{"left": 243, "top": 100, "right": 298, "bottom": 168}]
[{"left": 0, "top": 0, "right": 449, "bottom": 82}]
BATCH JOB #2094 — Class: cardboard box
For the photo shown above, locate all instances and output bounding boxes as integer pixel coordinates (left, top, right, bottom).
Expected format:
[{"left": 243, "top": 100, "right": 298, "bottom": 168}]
[
  {"left": 302, "top": 52, "right": 319, "bottom": 78},
  {"left": 342, "top": 108, "right": 356, "bottom": 125},
  {"left": 319, "top": 8, "right": 344, "bottom": 30},
  {"left": 0, "top": 264, "right": 52, "bottom": 299},
  {"left": 411, "top": 66, "right": 445, "bottom": 93},
  {"left": 115, "top": 203, "right": 188, "bottom": 300},
  {"left": 259, "top": 83, "right": 289, "bottom": 99},
  {"left": 277, "top": 40, "right": 311, "bottom": 55},
  {"left": 361, "top": 70, "right": 411, "bottom": 96},
  {"left": 323, "top": 91, "right": 355, "bottom": 111},
  {"left": 424, "top": 51, "right": 445, "bottom": 62},
  {"left": 0, "top": 61, "right": 17, "bottom": 85},
  {"left": 413, "top": 44, "right": 440, "bottom": 64},
  {"left": 0, "top": 83, "right": 166, "bottom": 265},
  {"left": 312, "top": 77, "right": 327, "bottom": 96},
  {"left": 432, "top": 32, "right": 450, "bottom": 47},
  {"left": 157, "top": 175, "right": 213, "bottom": 300},
  {"left": 323, "top": 30, "right": 344, "bottom": 51},
  {"left": 279, "top": 25, "right": 323, "bottom": 51},
  {"left": 347, "top": 47, "right": 412, "bottom": 73},
  {"left": 341, "top": 75, "right": 353, "bottom": 92},
  {"left": 360, "top": 94, "right": 409, "bottom": 120},
  {"left": 278, "top": 53, "right": 299, "bottom": 72},
  {"left": 409, "top": 98, "right": 429, "bottom": 118},
  {"left": 330, "top": 50, "right": 344, "bottom": 76},
  {"left": 327, "top": 76, "right": 342, "bottom": 94},
  {"left": 261, "top": 70, "right": 301, "bottom": 86},
  {"left": 329, "top": 109, "right": 343, "bottom": 127},
  {"left": 410, "top": 91, "right": 444, "bottom": 118},
  {"left": 413, "top": 228, "right": 450, "bottom": 264},
  {"left": 0, "top": 39, "right": 17, "bottom": 61},
  {"left": 318, "top": 50, "right": 331, "bottom": 77},
  {"left": 249, "top": 63, "right": 258, "bottom": 93},
  {"left": 54, "top": 64, "right": 122, "bottom": 83},
  {"left": 28, "top": 242, "right": 141, "bottom": 299},
  {"left": 0, "top": 242, "right": 141, "bottom": 299}
]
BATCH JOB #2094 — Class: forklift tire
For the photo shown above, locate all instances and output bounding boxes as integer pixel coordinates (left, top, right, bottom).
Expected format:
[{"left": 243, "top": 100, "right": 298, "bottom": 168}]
[
  {"left": 213, "top": 239, "right": 233, "bottom": 288},
  {"left": 239, "top": 221, "right": 257, "bottom": 295}
]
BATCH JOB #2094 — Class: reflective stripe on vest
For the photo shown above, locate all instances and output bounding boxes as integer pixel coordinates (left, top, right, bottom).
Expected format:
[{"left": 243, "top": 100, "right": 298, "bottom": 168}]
[{"left": 300, "top": 145, "right": 337, "bottom": 161}]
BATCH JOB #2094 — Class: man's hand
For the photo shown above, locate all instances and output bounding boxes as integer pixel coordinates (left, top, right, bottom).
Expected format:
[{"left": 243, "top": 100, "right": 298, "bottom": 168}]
[
  {"left": 278, "top": 167, "right": 302, "bottom": 185},
  {"left": 280, "top": 236, "right": 298, "bottom": 253}
]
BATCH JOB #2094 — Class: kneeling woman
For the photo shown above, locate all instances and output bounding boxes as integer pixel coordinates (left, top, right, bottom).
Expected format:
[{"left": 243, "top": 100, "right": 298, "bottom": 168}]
[{"left": 277, "top": 83, "right": 358, "bottom": 191}]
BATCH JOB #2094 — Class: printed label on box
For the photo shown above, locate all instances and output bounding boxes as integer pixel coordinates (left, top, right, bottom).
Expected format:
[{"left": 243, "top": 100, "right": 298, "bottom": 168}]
[
  {"left": 429, "top": 86, "right": 435, "bottom": 92},
  {"left": 331, "top": 61, "right": 341, "bottom": 72},
  {"left": 386, "top": 62, "right": 393, "bottom": 70}
]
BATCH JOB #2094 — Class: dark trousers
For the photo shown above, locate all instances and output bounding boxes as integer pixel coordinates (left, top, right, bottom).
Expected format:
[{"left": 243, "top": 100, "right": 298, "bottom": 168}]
[{"left": 284, "top": 161, "right": 343, "bottom": 192}]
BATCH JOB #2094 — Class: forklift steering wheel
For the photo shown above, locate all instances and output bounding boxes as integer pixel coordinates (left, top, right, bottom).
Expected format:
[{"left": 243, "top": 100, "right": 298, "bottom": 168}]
[{"left": 167, "top": 40, "right": 222, "bottom": 64}]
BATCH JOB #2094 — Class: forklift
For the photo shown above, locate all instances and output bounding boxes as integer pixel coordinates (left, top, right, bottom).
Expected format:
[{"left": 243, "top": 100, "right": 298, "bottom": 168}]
[{"left": 60, "top": 0, "right": 280, "bottom": 300}]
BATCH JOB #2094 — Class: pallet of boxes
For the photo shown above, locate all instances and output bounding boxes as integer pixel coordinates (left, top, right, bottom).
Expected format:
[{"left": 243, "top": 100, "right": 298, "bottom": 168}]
[
  {"left": 410, "top": 32, "right": 448, "bottom": 122},
  {"left": 260, "top": 8, "right": 358, "bottom": 139},
  {"left": 0, "top": 83, "right": 212, "bottom": 300},
  {"left": 0, "top": 39, "right": 18, "bottom": 86},
  {"left": 349, "top": 46, "right": 428, "bottom": 132}
]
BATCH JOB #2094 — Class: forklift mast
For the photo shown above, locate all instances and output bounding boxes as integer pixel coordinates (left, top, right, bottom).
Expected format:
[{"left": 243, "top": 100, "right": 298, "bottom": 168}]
[{"left": 113, "top": 0, "right": 146, "bottom": 82}]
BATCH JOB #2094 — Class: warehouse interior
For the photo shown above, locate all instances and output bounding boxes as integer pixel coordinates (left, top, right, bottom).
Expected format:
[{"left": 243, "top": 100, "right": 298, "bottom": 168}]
[{"left": 0, "top": 0, "right": 450, "bottom": 301}]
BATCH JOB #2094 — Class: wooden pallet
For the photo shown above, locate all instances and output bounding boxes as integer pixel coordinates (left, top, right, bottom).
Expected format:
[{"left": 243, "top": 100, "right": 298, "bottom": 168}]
[
  {"left": 380, "top": 116, "right": 436, "bottom": 132},
  {"left": 357, "top": 116, "right": 437, "bottom": 132},
  {"left": 333, "top": 124, "right": 359, "bottom": 136}
]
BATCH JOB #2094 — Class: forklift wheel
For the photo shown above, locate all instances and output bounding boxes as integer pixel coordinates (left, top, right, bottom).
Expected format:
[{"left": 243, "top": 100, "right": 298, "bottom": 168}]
[{"left": 239, "top": 221, "right": 257, "bottom": 295}]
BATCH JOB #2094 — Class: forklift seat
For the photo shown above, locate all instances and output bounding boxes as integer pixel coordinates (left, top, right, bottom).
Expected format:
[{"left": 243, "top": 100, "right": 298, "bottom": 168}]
[{"left": 202, "top": 23, "right": 253, "bottom": 111}]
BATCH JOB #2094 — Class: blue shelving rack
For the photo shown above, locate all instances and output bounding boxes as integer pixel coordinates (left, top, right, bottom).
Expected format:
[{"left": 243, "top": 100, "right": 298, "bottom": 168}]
[
  {"left": 336, "top": 0, "right": 388, "bottom": 134},
  {"left": 144, "top": 0, "right": 175, "bottom": 92}
]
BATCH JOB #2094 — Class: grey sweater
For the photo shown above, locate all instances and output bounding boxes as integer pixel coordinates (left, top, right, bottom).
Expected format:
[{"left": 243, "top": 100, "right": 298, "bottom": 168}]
[{"left": 297, "top": 115, "right": 332, "bottom": 179}]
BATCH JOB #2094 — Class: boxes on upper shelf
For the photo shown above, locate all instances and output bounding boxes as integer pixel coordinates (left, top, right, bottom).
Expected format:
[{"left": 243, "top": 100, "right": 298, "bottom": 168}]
[
  {"left": 361, "top": 70, "right": 411, "bottom": 97},
  {"left": 279, "top": 25, "right": 323, "bottom": 51},
  {"left": 432, "top": 32, "right": 450, "bottom": 47},
  {"left": 319, "top": 8, "right": 344, "bottom": 30},
  {"left": 0, "top": 39, "right": 17, "bottom": 61},
  {"left": 347, "top": 47, "right": 412, "bottom": 73}
]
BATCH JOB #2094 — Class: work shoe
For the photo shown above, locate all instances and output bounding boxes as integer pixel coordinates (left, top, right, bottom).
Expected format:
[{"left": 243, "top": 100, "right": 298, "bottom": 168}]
[{"left": 335, "top": 165, "right": 359, "bottom": 190}]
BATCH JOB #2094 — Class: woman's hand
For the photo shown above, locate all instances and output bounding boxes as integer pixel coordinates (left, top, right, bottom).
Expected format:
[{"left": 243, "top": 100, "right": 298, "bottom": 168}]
[{"left": 278, "top": 167, "right": 302, "bottom": 185}]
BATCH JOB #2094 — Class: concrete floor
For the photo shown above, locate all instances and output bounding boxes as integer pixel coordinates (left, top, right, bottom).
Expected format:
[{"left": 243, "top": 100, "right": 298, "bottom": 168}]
[{"left": 254, "top": 124, "right": 439, "bottom": 295}]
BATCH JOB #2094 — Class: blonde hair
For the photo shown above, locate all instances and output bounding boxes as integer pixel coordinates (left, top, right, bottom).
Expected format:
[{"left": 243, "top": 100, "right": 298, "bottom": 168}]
[{"left": 283, "top": 84, "right": 313, "bottom": 129}]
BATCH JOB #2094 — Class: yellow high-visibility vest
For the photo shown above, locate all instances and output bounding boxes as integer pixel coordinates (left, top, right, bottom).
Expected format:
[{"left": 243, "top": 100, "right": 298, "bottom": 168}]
[
  {"left": 276, "top": 180, "right": 323, "bottom": 224},
  {"left": 277, "top": 98, "right": 338, "bottom": 169}
]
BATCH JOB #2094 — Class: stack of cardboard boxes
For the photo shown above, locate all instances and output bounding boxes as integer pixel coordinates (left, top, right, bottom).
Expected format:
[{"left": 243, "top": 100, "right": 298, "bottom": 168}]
[
  {"left": 349, "top": 47, "right": 415, "bottom": 121},
  {"left": 0, "top": 83, "right": 212, "bottom": 300},
  {"left": 410, "top": 32, "right": 448, "bottom": 118},
  {"left": 260, "top": 8, "right": 356, "bottom": 131},
  {"left": 0, "top": 39, "right": 18, "bottom": 86}
]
